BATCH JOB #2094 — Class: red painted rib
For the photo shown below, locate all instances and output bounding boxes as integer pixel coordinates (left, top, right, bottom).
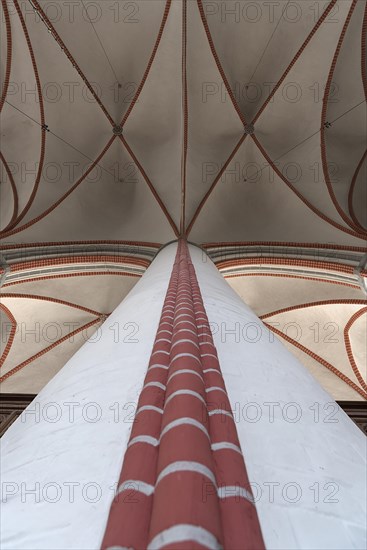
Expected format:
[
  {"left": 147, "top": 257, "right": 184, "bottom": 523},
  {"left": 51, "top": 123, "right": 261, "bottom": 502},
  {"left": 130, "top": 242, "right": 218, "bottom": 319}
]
[
  {"left": 180, "top": 0, "right": 188, "bottom": 236},
  {"left": 348, "top": 149, "right": 367, "bottom": 231},
  {"left": 0, "top": 151, "right": 19, "bottom": 230},
  {"left": 320, "top": 0, "right": 360, "bottom": 233},
  {"left": 252, "top": 134, "right": 366, "bottom": 241},
  {"left": 196, "top": 0, "right": 245, "bottom": 126},
  {"left": 344, "top": 307, "right": 367, "bottom": 392},
  {"left": 101, "top": 241, "right": 264, "bottom": 549},
  {"left": 264, "top": 321, "right": 367, "bottom": 400},
  {"left": 31, "top": 0, "right": 114, "bottom": 126},
  {"left": 362, "top": 2, "right": 367, "bottom": 101},
  {"left": 186, "top": 134, "right": 246, "bottom": 236},
  {"left": 3, "top": 0, "right": 46, "bottom": 231},
  {"left": 1, "top": 137, "right": 116, "bottom": 238},
  {"left": 0, "top": 303, "right": 17, "bottom": 368},
  {"left": 0, "top": 293, "right": 107, "bottom": 317},
  {"left": 203, "top": 241, "right": 367, "bottom": 253},
  {"left": 120, "top": 0, "right": 172, "bottom": 127},
  {"left": 0, "top": 0, "right": 12, "bottom": 113},
  {"left": 253, "top": 0, "right": 338, "bottom": 124},
  {"left": 187, "top": 0, "right": 367, "bottom": 241},
  {"left": 119, "top": 135, "right": 180, "bottom": 237}
]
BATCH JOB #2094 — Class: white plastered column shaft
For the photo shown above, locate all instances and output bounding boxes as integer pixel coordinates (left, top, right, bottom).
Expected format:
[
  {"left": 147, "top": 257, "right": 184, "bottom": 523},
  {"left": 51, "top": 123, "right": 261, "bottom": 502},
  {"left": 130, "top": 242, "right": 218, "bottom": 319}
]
[
  {"left": 0, "top": 243, "right": 178, "bottom": 550},
  {"left": 189, "top": 244, "right": 366, "bottom": 550}
]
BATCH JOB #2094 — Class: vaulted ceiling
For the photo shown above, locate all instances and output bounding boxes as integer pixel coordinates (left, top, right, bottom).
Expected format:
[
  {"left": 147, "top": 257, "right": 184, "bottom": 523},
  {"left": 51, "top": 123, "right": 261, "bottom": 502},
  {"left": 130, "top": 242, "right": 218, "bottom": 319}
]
[{"left": 1, "top": 0, "right": 366, "bottom": 399}]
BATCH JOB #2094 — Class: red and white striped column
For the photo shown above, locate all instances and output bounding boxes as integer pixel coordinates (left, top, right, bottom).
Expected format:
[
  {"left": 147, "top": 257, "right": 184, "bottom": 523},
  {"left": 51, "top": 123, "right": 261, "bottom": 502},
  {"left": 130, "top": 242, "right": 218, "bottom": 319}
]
[
  {"left": 1, "top": 241, "right": 366, "bottom": 550},
  {"left": 101, "top": 240, "right": 265, "bottom": 549}
]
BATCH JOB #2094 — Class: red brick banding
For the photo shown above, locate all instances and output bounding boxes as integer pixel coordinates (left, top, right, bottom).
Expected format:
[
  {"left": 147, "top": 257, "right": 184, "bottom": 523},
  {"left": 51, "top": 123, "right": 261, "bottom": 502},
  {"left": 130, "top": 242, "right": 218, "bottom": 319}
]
[
  {"left": 8, "top": 255, "right": 149, "bottom": 273},
  {"left": 203, "top": 241, "right": 367, "bottom": 253},
  {"left": 2, "top": 270, "right": 140, "bottom": 289},
  {"left": 217, "top": 257, "right": 355, "bottom": 275},
  {"left": 224, "top": 272, "right": 359, "bottom": 289},
  {"left": 0, "top": 240, "right": 161, "bottom": 250}
]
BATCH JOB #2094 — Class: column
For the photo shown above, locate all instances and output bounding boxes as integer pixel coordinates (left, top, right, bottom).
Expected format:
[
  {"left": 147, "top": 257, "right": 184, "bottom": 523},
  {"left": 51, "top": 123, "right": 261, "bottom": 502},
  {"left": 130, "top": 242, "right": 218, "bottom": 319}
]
[{"left": 1, "top": 242, "right": 366, "bottom": 550}]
